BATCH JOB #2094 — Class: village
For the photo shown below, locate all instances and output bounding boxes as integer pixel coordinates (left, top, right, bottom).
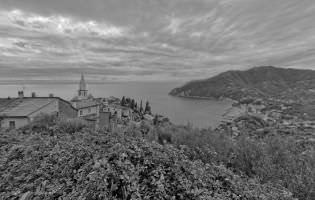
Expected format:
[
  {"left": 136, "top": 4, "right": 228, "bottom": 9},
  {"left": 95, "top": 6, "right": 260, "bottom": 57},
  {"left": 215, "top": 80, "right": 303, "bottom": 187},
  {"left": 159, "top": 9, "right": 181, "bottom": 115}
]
[
  {"left": 1, "top": 73, "right": 315, "bottom": 146},
  {"left": 0, "top": 74, "right": 162, "bottom": 131},
  {"left": 219, "top": 96, "right": 315, "bottom": 145}
]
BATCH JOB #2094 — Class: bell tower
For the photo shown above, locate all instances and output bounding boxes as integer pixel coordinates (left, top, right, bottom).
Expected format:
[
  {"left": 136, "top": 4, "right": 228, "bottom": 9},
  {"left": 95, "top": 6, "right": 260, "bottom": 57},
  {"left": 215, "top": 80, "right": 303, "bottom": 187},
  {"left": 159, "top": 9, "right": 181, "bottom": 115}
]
[{"left": 78, "top": 73, "right": 88, "bottom": 99}]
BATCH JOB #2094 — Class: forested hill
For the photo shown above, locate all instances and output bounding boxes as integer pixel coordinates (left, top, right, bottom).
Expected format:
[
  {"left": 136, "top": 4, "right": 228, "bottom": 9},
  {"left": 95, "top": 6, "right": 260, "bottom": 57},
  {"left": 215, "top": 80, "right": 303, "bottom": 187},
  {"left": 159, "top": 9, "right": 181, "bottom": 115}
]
[{"left": 169, "top": 66, "right": 315, "bottom": 101}]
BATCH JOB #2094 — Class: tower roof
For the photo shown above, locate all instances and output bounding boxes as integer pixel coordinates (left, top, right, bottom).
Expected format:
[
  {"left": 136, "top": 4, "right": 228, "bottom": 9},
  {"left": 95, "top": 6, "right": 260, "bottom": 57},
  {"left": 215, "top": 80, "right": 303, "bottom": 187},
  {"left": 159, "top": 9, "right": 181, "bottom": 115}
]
[{"left": 79, "top": 73, "right": 87, "bottom": 91}]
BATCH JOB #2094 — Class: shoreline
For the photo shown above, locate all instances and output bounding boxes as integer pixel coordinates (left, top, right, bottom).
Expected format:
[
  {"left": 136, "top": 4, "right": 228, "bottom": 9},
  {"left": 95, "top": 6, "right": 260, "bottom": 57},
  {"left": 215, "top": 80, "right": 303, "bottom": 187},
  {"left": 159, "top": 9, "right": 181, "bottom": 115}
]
[
  {"left": 170, "top": 94, "right": 237, "bottom": 103},
  {"left": 170, "top": 92, "right": 237, "bottom": 103}
]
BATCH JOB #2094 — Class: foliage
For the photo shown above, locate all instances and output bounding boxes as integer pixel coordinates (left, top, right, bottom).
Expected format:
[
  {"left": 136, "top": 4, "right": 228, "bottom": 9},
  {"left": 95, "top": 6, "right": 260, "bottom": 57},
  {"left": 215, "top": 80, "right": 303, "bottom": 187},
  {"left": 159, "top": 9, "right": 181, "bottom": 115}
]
[
  {"left": 139, "top": 100, "right": 143, "bottom": 114},
  {"left": 0, "top": 126, "right": 295, "bottom": 200},
  {"left": 56, "top": 118, "right": 89, "bottom": 134},
  {"left": 146, "top": 124, "right": 315, "bottom": 200},
  {"left": 121, "top": 96, "right": 126, "bottom": 106},
  {"left": 144, "top": 101, "right": 152, "bottom": 114},
  {"left": 22, "top": 114, "right": 89, "bottom": 134}
]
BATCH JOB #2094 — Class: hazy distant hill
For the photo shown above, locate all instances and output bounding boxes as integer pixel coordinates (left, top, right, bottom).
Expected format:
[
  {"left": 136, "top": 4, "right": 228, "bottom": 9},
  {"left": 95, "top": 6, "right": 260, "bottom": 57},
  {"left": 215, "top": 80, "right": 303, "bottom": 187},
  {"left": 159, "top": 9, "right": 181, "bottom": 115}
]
[{"left": 170, "top": 66, "right": 315, "bottom": 101}]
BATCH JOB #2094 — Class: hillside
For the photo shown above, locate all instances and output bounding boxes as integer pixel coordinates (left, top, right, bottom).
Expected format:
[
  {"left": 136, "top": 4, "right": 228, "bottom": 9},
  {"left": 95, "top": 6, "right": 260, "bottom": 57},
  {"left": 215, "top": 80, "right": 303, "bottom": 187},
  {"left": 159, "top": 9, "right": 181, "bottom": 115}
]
[
  {"left": 0, "top": 121, "right": 295, "bottom": 199},
  {"left": 169, "top": 66, "right": 315, "bottom": 101}
]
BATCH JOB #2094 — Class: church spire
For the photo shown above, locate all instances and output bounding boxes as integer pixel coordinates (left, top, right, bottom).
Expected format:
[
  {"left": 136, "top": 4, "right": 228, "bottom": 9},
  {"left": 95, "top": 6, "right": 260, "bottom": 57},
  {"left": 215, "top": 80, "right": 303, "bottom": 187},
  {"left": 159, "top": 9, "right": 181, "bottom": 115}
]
[
  {"left": 79, "top": 73, "right": 87, "bottom": 91},
  {"left": 78, "top": 73, "right": 88, "bottom": 99}
]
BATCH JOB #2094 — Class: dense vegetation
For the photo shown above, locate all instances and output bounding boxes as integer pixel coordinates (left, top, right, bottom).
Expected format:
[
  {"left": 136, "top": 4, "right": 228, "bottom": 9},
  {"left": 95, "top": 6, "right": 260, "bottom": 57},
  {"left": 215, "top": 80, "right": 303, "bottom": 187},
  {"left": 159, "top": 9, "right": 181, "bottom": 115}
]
[
  {"left": 138, "top": 123, "right": 315, "bottom": 200},
  {"left": 0, "top": 116, "right": 297, "bottom": 200},
  {"left": 169, "top": 66, "right": 315, "bottom": 101}
]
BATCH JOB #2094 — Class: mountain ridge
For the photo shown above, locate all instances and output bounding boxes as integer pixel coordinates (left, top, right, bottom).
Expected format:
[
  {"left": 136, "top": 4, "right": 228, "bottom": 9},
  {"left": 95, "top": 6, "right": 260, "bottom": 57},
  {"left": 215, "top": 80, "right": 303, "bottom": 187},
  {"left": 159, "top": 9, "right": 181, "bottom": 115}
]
[{"left": 169, "top": 66, "right": 315, "bottom": 101}]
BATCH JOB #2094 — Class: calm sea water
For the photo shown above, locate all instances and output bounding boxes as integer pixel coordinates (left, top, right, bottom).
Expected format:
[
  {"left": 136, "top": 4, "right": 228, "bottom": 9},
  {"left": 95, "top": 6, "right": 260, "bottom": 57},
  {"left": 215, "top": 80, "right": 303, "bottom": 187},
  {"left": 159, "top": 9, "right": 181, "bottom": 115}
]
[{"left": 0, "top": 82, "right": 231, "bottom": 128}]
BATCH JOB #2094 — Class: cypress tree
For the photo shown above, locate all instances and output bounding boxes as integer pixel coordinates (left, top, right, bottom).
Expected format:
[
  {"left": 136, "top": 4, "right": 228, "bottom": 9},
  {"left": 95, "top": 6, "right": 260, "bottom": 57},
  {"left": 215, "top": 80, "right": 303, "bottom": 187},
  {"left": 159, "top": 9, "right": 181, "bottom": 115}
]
[
  {"left": 145, "top": 101, "right": 152, "bottom": 114},
  {"left": 130, "top": 99, "right": 135, "bottom": 109},
  {"left": 121, "top": 96, "right": 126, "bottom": 106},
  {"left": 140, "top": 100, "right": 143, "bottom": 113}
]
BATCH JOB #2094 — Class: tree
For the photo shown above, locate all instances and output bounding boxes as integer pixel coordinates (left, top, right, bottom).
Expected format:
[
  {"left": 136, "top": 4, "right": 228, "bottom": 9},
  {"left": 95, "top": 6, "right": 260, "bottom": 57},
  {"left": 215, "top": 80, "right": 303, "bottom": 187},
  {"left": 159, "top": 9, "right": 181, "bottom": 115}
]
[
  {"left": 130, "top": 99, "right": 135, "bottom": 109},
  {"left": 126, "top": 98, "right": 131, "bottom": 105},
  {"left": 121, "top": 96, "right": 126, "bottom": 106},
  {"left": 153, "top": 114, "right": 159, "bottom": 126},
  {"left": 145, "top": 101, "right": 152, "bottom": 114},
  {"left": 140, "top": 100, "right": 143, "bottom": 113}
]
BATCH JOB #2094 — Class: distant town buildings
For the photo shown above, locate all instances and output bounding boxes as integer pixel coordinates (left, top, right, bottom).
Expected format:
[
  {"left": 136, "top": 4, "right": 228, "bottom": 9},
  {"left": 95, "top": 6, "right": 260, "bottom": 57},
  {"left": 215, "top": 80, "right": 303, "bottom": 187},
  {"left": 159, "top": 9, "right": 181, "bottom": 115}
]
[{"left": 0, "top": 74, "right": 156, "bottom": 131}]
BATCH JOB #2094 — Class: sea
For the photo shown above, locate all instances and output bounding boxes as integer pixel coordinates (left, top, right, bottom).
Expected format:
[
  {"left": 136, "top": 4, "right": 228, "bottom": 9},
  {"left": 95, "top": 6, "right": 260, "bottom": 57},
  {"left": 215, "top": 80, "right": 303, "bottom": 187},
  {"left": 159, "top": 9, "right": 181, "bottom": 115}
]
[{"left": 0, "top": 82, "right": 232, "bottom": 128}]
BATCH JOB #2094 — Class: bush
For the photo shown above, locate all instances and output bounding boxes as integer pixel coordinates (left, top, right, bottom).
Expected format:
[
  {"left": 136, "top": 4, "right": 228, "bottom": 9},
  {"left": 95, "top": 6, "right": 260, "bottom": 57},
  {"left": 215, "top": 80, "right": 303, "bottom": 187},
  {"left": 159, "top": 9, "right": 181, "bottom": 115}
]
[
  {"left": 152, "top": 124, "right": 315, "bottom": 200},
  {"left": 21, "top": 114, "right": 89, "bottom": 135},
  {"left": 23, "top": 113, "right": 58, "bottom": 132},
  {"left": 0, "top": 128, "right": 294, "bottom": 200},
  {"left": 56, "top": 118, "right": 89, "bottom": 134},
  {"left": 232, "top": 136, "right": 315, "bottom": 200}
]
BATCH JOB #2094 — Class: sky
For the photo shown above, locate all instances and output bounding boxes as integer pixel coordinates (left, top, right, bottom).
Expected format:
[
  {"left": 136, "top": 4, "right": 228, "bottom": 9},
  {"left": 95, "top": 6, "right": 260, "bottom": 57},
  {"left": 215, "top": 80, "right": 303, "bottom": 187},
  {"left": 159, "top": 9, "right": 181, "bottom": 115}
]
[{"left": 1, "top": 0, "right": 315, "bottom": 83}]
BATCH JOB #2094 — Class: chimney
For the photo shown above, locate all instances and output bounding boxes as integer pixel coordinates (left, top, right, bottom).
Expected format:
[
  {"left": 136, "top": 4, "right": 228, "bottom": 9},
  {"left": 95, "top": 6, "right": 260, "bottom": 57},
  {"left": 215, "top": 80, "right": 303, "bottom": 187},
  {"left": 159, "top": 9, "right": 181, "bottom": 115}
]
[
  {"left": 31, "top": 92, "right": 36, "bottom": 98},
  {"left": 49, "top": 93, "right": 54, "bottom": 97},
  {"left": 18, "top": 91, "right": 24, "bottom": 98}
]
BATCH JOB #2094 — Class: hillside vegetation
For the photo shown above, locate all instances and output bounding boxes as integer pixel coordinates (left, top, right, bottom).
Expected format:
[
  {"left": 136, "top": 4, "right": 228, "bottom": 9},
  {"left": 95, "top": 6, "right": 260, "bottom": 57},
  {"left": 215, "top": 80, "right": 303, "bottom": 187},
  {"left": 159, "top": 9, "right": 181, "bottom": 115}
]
[
  {"left": 0, "top": 117, "right": 297, "bottom": 200},
  {"left": 169, "top": 66, "right": 315, "bottom": 101}
]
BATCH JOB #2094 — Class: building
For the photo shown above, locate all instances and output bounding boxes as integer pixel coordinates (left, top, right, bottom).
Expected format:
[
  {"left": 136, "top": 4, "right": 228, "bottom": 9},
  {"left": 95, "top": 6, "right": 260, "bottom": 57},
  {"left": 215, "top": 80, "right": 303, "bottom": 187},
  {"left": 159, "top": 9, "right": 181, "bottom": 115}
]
[
  {"left": 0, "top": 94, "right": 77, "bottom": 129},
  {"left": 102, "top": 104, "right": 133, "bottom": 120},
  {"left": 76, "top": 100, "right": 100, "bottom": 118},
  {"left": 71, "top": 74, "right": 94, "bottom": 106},
  {"left": 71, "top": 74, "right": 100, "bottom": 118},
  {"left": 77, "top": 73, "right": 89, "bottom": 100},
  {"left": 70, "top": 74, "right": 112, "bottom": 129}
]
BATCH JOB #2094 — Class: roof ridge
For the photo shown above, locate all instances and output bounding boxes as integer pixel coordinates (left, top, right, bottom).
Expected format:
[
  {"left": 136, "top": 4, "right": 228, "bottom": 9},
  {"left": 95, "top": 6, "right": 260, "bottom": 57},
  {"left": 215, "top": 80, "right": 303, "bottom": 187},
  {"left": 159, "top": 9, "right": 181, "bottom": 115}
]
[{"left": 26, "top": 99, "right": 56, "bottom": 117}]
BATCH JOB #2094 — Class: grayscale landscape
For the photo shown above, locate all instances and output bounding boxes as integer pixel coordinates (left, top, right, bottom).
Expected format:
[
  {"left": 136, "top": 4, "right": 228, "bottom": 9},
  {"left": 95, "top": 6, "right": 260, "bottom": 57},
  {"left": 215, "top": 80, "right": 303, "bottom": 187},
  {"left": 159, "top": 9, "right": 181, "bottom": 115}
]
[{"left": 0, "top": 1, "right": 314, "bottom": 200}]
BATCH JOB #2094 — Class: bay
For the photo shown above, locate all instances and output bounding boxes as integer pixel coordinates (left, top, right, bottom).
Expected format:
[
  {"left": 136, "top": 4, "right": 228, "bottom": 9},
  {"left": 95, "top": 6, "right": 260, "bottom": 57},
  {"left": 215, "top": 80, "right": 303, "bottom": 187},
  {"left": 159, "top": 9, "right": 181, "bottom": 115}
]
[{"left": 0, "top": 82, "right": 231, "bottom": 128}]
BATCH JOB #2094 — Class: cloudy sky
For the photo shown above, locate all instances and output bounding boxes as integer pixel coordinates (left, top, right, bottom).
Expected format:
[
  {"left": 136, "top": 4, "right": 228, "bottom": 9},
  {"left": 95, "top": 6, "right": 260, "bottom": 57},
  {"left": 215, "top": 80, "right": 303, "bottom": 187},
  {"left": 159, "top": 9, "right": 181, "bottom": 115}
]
[{"left": 1, "top": 0, "right": 315, "bottom": 83}]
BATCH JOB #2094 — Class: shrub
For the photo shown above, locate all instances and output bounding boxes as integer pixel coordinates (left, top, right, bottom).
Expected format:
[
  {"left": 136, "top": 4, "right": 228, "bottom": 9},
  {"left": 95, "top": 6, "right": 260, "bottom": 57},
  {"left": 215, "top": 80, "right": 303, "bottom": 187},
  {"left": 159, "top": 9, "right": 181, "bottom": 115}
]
[
  {"left": 0, "top": 128, "right": 295, "bottom": 200},
  {"left": 22, "top": 113, "right": 58, "bottom": 132},
  {"left": 56, "top": 118, "right": 89, "bottom": 134},
  {"left": 154, "top": 124, "right": 315, "bottom": 200}
]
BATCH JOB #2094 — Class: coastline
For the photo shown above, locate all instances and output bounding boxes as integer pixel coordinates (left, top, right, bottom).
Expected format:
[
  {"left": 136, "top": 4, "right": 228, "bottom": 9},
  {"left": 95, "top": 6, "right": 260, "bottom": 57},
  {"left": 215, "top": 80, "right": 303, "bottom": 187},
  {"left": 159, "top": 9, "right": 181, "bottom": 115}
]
[
  {"left": 169, "top": 94, "right": 235, "bottom": 101},
  {"left": 169, "top": 94, "right": 237, "bottom": 106}
]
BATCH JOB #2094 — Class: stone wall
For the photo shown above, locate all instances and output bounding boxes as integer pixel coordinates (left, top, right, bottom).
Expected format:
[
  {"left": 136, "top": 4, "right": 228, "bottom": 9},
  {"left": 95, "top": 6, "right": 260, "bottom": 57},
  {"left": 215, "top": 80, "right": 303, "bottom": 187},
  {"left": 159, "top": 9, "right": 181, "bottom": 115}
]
[{"left": 58, "top": 100, "right": 78, "bottom": 119}]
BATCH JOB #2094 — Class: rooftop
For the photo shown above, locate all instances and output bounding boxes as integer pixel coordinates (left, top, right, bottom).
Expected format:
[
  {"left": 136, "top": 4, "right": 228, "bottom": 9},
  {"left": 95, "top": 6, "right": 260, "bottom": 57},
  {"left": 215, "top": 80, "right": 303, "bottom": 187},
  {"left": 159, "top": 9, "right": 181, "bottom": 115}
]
[
  {"left": 76, "top": 100, "right": 99, "bottom": 109},
  {"left": 0, "top": 97, "right": 76, "bottom": 117},
  {"left": 0, "top": 98, "right": 16, "bottom": 110}
]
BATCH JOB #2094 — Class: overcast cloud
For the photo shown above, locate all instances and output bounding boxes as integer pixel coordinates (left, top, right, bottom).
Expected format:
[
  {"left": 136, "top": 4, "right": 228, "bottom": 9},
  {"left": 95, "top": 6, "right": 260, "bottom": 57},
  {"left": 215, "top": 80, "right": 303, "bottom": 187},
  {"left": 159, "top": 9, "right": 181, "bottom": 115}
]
[{"left": 1, "top": 0, "right": 315, "bottom": 82}]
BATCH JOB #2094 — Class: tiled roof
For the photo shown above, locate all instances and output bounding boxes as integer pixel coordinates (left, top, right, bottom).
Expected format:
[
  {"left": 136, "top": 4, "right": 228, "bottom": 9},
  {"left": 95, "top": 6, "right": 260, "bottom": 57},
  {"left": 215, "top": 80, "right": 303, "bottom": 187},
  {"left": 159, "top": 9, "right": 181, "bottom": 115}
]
[
  {"left": 0, "top": 99, "right": 16, "bottom": 111},
  {"left": 110, "top": 104, "right": 131, "bottom": 110},
  {"left": 0, "top": 98, "right": 56, "bottom": 117},
  {"left": 76, "top": 100, "right": 99, "bottom": 109}
]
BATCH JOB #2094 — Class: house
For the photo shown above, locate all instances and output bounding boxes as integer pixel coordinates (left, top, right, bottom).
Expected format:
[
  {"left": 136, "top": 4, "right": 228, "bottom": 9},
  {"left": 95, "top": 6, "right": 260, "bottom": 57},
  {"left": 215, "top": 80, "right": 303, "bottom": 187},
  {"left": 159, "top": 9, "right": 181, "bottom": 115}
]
[
  {"left": 76, "top": 100, "right": 100, "bottom": 117},
  {"left": 102, "top": 105, "right": 122, "bottom": 119},
  {"left": 102, "top": 104, "right": 133, "bottom": 119},
  {"left": 0, "top": 93, "right": 77, "bottom": 129}
]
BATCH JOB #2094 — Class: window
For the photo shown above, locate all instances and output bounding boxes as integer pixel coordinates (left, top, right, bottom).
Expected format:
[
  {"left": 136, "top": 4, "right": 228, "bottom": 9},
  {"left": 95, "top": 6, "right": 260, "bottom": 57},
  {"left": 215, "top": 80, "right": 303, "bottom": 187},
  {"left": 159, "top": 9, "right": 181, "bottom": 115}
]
[
  {"left": 9, "top": 121, "right": 15, "bottom": 129},
  {"left": 88, "top": 108, "right": 91, "bottom": 113},
  {"left": 80, "top": 110, "right": 83, "bottom": 116}
]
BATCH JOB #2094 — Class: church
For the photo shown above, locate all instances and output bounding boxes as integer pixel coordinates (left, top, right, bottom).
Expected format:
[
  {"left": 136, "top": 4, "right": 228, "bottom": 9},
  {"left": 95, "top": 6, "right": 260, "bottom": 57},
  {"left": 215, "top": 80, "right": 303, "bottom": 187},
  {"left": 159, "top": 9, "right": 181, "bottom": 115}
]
[
  {"left": 71, "top": 74, "right": 111, "bottom": 130},
  {"left": 71, "top": 74, "right": 100, "bottom": 118}
]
